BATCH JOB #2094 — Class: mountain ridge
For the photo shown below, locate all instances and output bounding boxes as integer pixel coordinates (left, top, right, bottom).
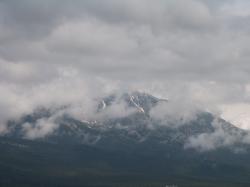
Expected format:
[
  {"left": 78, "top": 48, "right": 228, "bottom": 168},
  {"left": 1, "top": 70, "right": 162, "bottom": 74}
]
[
  {"left": 1, "top": 91, "right": 250, "bottom": 186},
  {"left": 3, "top": 91, "right": 247, "bottom": 152}
]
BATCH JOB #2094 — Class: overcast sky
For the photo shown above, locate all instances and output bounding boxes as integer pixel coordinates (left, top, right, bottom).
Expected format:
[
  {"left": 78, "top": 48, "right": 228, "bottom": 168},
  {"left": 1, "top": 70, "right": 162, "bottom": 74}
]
[{"left": 1, "top": 0, "right": 250, "bottom": 129}]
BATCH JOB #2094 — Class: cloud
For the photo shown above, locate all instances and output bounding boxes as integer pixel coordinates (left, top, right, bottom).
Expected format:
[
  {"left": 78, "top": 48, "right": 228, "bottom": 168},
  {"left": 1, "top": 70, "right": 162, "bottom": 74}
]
[
  {"left": 22, "top": 118, "right": 59, "bottom": 140},
  {"left": 96, "top": 100, "right": 137, "bottom": 120},
  {"left": 149, "top": 99, "right": 200, "bottom": 127},
  {"left": 0, "top": 0, "right": 248, "bottom": 84},
  {"left": 184, "top": 118, "right": 249, "bottom": 151},
  {"left": 0, "top": 70, "right": 112, "bottom": 134},
  {"left": 1, "top": 0, "right": 250, "bottom": 136}
]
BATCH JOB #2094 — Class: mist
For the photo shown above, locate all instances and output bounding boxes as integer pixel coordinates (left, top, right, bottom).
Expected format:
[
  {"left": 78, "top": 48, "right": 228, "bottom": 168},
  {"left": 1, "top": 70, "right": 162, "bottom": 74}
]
[{"left": 1, "top": 0, "right": 250, "bottom": 150}]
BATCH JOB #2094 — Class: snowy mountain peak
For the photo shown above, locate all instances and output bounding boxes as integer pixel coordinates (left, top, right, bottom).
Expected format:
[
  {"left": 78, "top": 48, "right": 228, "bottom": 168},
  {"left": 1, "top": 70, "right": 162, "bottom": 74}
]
[{"left": 99, "top": 91, "right": 168, "bottom": 114}]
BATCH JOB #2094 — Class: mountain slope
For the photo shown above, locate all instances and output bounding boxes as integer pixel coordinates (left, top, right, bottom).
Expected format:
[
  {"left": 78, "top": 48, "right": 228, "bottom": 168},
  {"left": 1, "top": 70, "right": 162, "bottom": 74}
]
[
  {"left": 1, "top": 92, "right": 250, "bottom": 186},
  {"left": 5, "top": 92, "right": 244, "bottom": 148},
  {"left": 1, "top": 136, "right": 250, "bottom": 187}
]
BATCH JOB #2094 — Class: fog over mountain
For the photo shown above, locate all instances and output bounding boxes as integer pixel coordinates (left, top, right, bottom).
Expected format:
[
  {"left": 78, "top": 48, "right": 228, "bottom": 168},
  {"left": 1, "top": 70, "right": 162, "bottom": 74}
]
[
  {"left": 2, "top": 0, "right": 250, "bottom": 145},
  {"left": 3, "top": 1, "right": 250, "bottom": 186}
]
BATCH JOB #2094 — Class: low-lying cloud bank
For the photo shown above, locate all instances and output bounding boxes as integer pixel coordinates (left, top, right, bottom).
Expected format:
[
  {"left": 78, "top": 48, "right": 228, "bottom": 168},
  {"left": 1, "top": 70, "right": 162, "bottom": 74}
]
[
  {"left": 0, "top": 76, "right": 202, "bottom": 136},
  {"left": 1, "top": 75, "right": 250, "bottom": 152},
  {"left": 184, "top": 118, "right": 250, "bottom": 152}
]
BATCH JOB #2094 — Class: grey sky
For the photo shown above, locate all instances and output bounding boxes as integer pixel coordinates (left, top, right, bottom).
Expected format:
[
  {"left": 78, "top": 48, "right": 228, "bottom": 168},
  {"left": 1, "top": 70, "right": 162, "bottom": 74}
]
[{"left": 1, "top": 0, "right": 250, "bottom": 129}]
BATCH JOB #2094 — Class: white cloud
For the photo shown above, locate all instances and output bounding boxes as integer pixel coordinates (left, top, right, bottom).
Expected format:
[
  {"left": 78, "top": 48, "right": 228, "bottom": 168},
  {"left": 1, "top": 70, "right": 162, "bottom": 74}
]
[
  {"left": 220, "top": 104, "right": 250, "bottom": 130},
  {"left": 185, "top": 118, "right": 247, "bottom": 151},
  {"left": 149, "top": 100, "right": 200, "bottom": 127},
  {"left": 22, "top": 118, "right": 59, "bottom": 140}
]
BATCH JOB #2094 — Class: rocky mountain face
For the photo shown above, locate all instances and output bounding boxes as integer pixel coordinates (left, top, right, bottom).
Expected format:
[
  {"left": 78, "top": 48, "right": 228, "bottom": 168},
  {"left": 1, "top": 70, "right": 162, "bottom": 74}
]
[
  {"left": 4, "top": 91, "right": 246, "bottom": 151},
  {"left": 1, "top": 92, "right": 250, "bottom": 187}
]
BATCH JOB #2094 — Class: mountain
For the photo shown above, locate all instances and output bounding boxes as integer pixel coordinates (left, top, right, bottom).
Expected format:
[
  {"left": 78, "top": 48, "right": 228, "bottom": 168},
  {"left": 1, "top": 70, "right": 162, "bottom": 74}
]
[
  {"left": 1, "top": 91, "right": 250, "bottom": 187},
  {"left": 6, "top": 91, "right": 244, "bottom": 149}
]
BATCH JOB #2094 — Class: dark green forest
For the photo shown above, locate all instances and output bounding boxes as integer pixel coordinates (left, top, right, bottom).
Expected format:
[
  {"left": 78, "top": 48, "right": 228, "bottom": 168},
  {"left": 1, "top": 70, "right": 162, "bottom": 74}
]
[{"left": 1, "top": 137, "right": 250, "bottom": 187}]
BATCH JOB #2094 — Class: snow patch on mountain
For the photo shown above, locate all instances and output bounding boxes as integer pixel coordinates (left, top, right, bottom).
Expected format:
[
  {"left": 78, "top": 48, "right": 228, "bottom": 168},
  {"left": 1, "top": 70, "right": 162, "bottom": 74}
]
[{"left": 129, "top": 95, "right": 145, "bottom": 113}]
